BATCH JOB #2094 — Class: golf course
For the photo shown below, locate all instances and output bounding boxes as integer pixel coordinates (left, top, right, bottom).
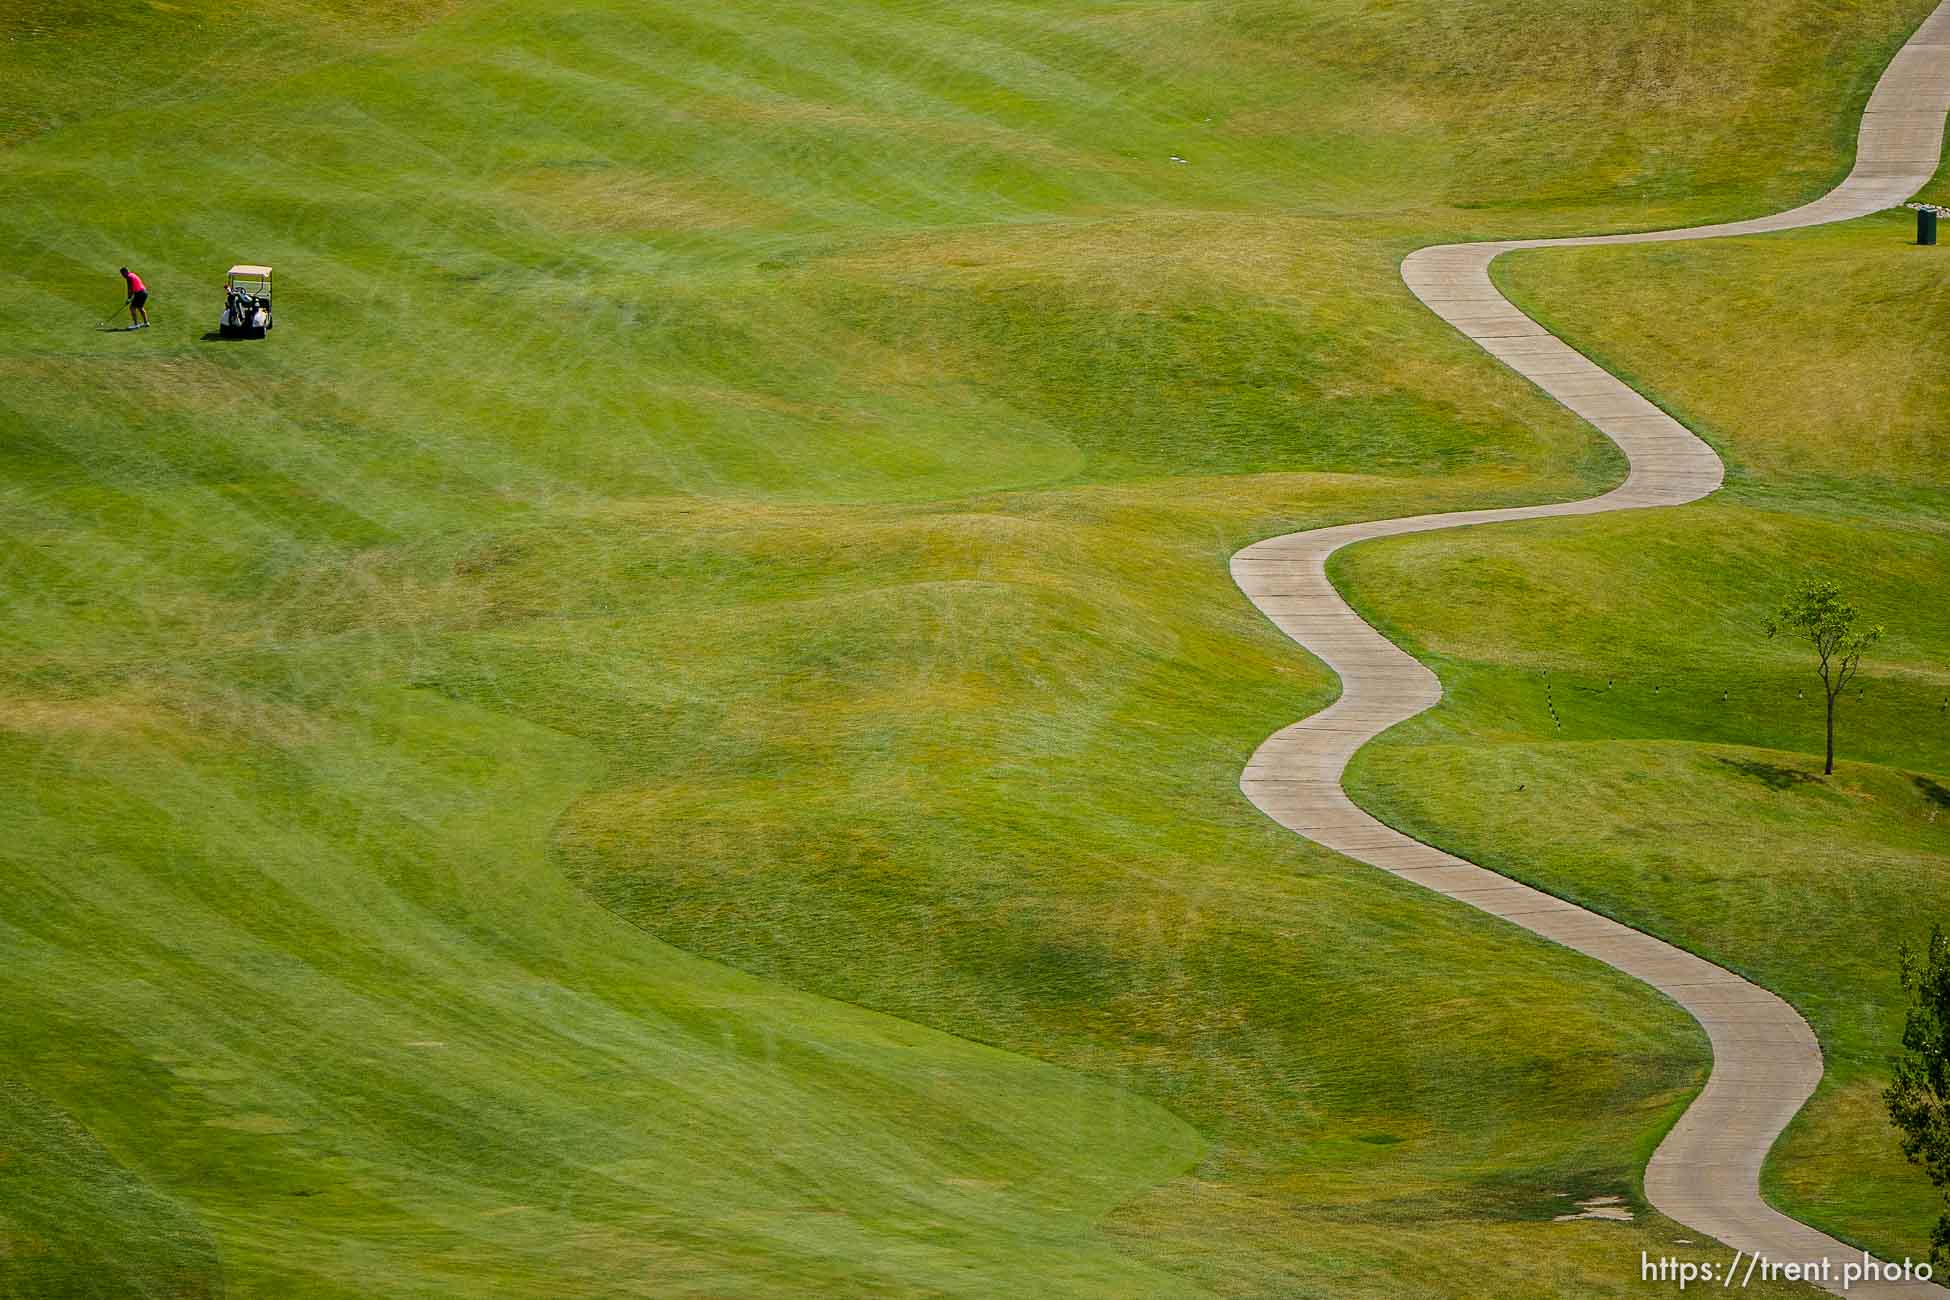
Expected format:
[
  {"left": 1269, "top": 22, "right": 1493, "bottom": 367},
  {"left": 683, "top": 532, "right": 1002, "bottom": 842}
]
[{"left": 1, "top": 1, "right": 1946, "bottom": 1296}]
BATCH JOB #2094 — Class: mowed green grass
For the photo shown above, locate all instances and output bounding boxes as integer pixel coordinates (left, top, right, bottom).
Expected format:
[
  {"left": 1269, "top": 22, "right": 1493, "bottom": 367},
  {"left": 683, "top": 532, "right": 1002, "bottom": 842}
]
[
  {"left": 2, "top": 0, "right": 1940, "bottom": 1293},
  {"left": 1341, "top": 210, "right": 1950, "bottom": 1266}
]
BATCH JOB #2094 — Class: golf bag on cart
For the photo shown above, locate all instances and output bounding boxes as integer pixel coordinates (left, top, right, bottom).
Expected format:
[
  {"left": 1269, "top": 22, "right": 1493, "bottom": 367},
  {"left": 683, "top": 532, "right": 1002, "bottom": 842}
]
[{"left": 220, "top": 289, "right": 271, "bottom": 339}]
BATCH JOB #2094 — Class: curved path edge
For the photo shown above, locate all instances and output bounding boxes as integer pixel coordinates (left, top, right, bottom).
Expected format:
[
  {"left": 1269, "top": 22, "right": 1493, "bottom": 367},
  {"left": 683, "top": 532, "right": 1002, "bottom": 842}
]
[{"left": 1233, "top": 8, "right": 1950, "bottom": 1295}]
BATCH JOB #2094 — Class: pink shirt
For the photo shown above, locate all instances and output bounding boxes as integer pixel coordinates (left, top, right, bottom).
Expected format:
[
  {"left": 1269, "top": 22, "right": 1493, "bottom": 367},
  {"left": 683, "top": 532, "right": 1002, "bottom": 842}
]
[{"left": 124, "top": 271, "right": 145, "bottom": 293}]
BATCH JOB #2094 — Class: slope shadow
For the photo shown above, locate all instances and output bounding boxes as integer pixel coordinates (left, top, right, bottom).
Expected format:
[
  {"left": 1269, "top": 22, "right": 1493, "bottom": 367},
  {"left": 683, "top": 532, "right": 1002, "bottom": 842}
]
[
  {"left": 1916, "top": 775, "right": 1950, "bottom": 811},
  {"left": 1714, "top": 755, "right": 1822, "bottom": 791}
]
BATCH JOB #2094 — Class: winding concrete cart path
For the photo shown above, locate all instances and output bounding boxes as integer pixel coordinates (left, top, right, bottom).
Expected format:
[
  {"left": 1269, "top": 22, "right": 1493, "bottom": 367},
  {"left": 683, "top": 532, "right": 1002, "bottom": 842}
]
[{"left": 1234, "top": 8, "right": 1950, "bottom": 1294}]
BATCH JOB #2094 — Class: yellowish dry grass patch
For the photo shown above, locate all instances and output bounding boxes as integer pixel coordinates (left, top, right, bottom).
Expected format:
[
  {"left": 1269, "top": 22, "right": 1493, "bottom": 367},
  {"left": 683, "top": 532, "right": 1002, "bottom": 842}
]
[{"left": 504, "top": 167, "right": 789, "bottom": 234}]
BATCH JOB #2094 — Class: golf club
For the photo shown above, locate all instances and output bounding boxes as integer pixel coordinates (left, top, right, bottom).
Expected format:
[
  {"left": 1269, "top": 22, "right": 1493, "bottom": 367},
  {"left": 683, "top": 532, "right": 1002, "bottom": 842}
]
[
  {"left": 102, "top": 308, "right": 158, "bottom": 331},
  {"left": 96, "top": 296, "right": 153, "bottom": 331}
]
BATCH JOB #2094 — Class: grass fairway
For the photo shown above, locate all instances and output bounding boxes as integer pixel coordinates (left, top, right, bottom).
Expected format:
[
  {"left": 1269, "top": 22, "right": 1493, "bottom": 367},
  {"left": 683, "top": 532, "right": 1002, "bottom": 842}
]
[
  {"left": 1, "top": 0, "right": 1940, "bottom": 1293},
  {"left": 1342, "top": 207, "right": 1950, "bottom": 1266}
]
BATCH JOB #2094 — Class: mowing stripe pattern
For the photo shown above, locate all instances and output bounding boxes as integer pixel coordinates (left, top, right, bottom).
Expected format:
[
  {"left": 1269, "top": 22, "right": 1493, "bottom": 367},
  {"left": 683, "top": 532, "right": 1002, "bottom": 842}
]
[{"left": 1233, "top": 6, "right": 1950, "bottom": 1295}]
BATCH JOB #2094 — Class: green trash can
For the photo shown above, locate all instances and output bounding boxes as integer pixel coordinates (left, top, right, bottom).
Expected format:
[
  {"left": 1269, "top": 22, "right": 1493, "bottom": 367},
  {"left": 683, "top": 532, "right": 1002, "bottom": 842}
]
[{"left": 1922, "top": 207, "right": 1939, "bottom": 246}]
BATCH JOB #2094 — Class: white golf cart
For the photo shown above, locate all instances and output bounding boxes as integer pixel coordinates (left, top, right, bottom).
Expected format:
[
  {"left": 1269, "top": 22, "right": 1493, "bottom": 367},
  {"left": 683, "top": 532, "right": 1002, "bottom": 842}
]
[{"left": 219, "top": 265, "right": 274, "bottom": 339}]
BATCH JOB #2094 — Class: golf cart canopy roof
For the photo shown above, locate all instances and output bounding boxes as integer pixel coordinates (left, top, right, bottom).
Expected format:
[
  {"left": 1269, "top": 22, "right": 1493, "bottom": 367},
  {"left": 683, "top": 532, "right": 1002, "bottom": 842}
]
[{"left": 228, "top": 265, "right": 273, "bottom": 278}]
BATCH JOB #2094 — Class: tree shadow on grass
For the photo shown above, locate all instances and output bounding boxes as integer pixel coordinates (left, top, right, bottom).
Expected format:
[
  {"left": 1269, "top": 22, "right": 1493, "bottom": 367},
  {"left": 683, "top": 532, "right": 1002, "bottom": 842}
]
[
  {"left": 1715, "top": 756, "right": 1822, "bottom": 791},
  {"left": 1915, "top": 775, "right": 1950, "bottom": 811}
]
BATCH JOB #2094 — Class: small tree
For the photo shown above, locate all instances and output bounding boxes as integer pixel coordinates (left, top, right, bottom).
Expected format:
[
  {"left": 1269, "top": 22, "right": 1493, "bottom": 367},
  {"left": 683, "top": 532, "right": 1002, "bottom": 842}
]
[
  {"left": 1764, "top": 577, "right": 1882, "bottom": 775},
  {"left": 1886, "top": 925, "right": 1950, "bottom": 1265}
]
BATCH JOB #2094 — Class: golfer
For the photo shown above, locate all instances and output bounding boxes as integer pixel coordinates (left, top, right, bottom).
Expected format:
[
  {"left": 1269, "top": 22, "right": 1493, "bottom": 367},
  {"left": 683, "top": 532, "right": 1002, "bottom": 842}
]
[{"left": 120, "top": 267, "right": 149, "bottom": 329}]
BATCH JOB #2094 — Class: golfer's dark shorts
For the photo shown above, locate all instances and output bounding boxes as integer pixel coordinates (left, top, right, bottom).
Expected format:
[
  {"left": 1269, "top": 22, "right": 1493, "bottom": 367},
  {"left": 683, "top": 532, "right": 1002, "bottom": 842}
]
[{"left": 129, "top": 290, "right": 148, "bottom": 309}]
